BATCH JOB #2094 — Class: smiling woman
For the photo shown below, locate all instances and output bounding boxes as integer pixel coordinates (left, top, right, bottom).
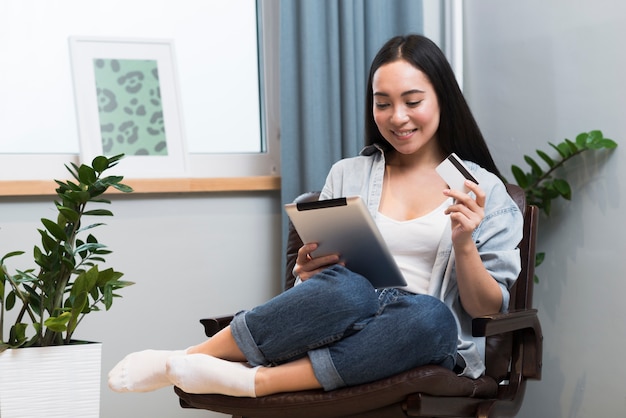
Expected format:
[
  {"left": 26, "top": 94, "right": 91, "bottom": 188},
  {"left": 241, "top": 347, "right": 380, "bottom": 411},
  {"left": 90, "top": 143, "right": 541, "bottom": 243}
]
[{"left": 0, "top": 0, "right": 280, "bottom": 184}]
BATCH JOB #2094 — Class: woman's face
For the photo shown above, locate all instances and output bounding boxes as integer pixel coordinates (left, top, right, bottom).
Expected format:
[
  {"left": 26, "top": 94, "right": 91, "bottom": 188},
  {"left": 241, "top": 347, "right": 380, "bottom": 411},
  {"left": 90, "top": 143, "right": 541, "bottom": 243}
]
[{"left": 372, "top": 59, "right": 441, "bottom": 157}]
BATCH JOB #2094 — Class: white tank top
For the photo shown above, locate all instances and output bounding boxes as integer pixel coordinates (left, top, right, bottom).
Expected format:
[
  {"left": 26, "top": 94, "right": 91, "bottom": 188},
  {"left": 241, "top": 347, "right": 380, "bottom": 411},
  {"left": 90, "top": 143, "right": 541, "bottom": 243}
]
[{"left": 376, "top": 198, "right": 451, "bottom": 294}]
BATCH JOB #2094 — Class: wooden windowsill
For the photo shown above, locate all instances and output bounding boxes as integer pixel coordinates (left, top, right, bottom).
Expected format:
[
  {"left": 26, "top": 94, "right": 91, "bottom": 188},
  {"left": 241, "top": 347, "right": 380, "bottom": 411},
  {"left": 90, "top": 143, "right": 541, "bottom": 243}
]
[{"left": 0, "top": 176, "right": 281, "bottom": 197}]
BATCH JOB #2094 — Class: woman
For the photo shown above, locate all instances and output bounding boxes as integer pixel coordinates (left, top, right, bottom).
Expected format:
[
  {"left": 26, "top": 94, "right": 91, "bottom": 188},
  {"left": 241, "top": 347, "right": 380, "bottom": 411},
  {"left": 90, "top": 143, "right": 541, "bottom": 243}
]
[{"left": 108, "top": 34, "right": 522, "bottom": 397}]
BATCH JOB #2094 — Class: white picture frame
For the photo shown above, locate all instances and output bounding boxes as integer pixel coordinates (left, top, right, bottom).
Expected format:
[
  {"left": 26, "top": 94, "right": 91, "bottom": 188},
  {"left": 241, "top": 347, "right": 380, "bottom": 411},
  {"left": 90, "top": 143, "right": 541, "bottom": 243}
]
[{"left": 69, "top": 36, "right": 188, "bottom": 178}]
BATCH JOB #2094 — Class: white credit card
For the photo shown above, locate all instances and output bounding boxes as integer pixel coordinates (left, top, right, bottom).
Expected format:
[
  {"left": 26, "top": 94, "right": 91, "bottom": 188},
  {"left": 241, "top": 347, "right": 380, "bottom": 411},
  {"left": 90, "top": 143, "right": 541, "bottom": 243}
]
[{"left": 436, "top": 153, "right": 478, "bottom": 193}]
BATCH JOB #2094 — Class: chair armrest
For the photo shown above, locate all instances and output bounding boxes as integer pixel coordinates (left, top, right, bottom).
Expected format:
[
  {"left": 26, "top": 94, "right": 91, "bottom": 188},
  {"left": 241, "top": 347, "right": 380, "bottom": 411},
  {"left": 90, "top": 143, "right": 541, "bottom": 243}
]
[
  {"left": 472, "top": 309, "right": 543, "bottom": 380},
  {"left": 199, "top": 316, "right": 234, "bottom": 337},
  {"left": 472, "top": 309, "right": 540, "bottom": 337}
]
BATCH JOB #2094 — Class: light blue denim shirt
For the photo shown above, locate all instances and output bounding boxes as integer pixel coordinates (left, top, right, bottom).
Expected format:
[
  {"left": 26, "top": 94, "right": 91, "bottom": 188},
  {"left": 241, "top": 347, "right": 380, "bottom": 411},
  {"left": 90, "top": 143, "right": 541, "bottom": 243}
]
[{"left": 320, "top": 144, "right": 523, "bottom": 378}]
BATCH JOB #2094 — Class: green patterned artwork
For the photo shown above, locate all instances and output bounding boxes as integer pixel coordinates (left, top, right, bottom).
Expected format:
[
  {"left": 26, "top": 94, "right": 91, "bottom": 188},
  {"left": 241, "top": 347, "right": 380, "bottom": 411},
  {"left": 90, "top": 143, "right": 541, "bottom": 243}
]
[{"left": 93, "top": 58, "right": 168, "bottom": 156}]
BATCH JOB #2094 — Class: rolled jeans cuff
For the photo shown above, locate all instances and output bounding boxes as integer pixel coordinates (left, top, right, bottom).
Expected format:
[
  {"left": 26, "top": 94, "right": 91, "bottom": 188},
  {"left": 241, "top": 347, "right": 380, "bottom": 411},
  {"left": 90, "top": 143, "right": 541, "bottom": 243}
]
[
  {"left": 230, "top": 311, "right": 267, "bottom": 367},
  {"left": 308, "top": 347, "right": 346, "bottom": 391}
]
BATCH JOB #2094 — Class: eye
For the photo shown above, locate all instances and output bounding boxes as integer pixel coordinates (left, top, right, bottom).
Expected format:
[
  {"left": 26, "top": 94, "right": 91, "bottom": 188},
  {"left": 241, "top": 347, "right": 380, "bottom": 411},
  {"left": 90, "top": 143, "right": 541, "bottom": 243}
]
[
  {"left": 407, "top": 100, "right": 422, "bottom": 107},
  {"left": 375, "top": 102, "right": 390, "bottom": 110}
]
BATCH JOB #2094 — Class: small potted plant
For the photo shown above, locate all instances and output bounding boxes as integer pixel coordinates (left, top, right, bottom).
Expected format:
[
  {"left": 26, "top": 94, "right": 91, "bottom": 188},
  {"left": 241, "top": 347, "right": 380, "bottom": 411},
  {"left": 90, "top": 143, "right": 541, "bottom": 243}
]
[{"left": 0, "top": 154, "right": 134, "bottom": 418}]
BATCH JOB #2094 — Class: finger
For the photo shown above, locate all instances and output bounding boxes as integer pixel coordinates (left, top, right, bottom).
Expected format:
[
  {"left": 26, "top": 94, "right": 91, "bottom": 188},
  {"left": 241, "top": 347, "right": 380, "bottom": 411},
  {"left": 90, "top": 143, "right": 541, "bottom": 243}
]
[
  {"left": 297, "top": 242, "right": 318, "bottom": 263},
  {"left": 463, "top": 181, "right": 486, "bottom": 208},
  {"left": 444, "top": 186, "right": 472, "bottom": 205},
  {"left": 450, "top": 210, "right": 481, "bottom": 231},
  {"left": 295, "top": 255, "right": 340, "bottom": 280}
]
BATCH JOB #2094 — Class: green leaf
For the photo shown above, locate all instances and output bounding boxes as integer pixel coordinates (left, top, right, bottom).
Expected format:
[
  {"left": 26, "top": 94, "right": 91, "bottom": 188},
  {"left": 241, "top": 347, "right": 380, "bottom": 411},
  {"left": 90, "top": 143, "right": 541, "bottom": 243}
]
[
  {"left": 106, "top": 154, "right": 125, "bottom": 167},
  {"left": 535, "top": 252, "right": 545, "bottom": 267},
  {"left": 57, "top": 206, "right": 80, "bottom": 223},
  {"left": 78, "top": 164, "right": 97, "bottom": 185},
  {"left": 600, "top": 138, "right": 617, "bottom": 149},
  {"left": 92, "top": 156, "right": 109, "bottom": 173},
  {"left": 77, "top": 223, "right": 106, "bottom": 234},
  {"left": 557, "top": 141, "right": 573, "bottom": 157},
  {"left": 103, "top": 284, "right": 114, "bottom": 309},
  {"left": 553, "top": 179, "right": 571, "bottom": 200},
  {"left": 103, "top": 280, "right": 134, "bottom": 310},
  {"left": 549, "top": 142, "right": 567, "bottom": 158},
  {"left": 33, "top": 244, "right": 48, "bottom": 269},
  {"left": 6, "top": 290, "right": 16, "bottom": 310},
  {"left": 1, "top": 250, "right": 25, "bottom": 264},
  {"left": 511, "top": 165, "right": 529, "bottom": 188},
  {"left": 565, "top": 139, "right": 579, "bottom": 153},
  {"left": 587, "top": 140, "right": 605, "bottom": 150},
  {"left": 44, "top": 312, "right": 71, "bottom": 332},
  {"left": 56, "top": 179, "right": 82, "bottom": 192},
  {"left": 523, "top": 155, "right": 544, "bottom": 176},
  {"left": 112, "top": 183, "right": 134, "bottom": 193},
  {"left": 38, "top": 229, "right": 58, "bottom": 253},
  {"left": 575, "top": 132, "right": 589, "bottom": 148},
  {"left": 9, "top": 323, "right": 28, "bottom": 345},
  {"left": 65, "top": 190, "right": 91, "bottom": 204},
  {"left": 75, "top": 242, "right": 106, "bottom": 252},
  {"left": 88, "top": 181, "right": 108, "bottom": 197},
  {"left": 71, "top": 266, "right": 99, "bottom": 296},
  {"left": 64, "top": 162, "right": 81, "bottom": 183},
  {"left": 536, "top": 150, "right": 554, "bottom": 168},
  {"left": 74, "top": 242, "right": 107, "bottom": 254},
  {"left": 95, "top": 268, "right": 124, "bottom": 286},
  {"left": 100, "top": 175, "right": 125, "bottom": 185},
  {"left": 70, "top": 291, "right": 89, "bottom": 315},
  {"left": 83, "top": 209, "right": 114, "bottom": 216},
  {"left": 588, "top": 130, "right": 603, "bottom": 143},
  {"left": 41, "top": 218, "right": 67, "bottom": 241}
]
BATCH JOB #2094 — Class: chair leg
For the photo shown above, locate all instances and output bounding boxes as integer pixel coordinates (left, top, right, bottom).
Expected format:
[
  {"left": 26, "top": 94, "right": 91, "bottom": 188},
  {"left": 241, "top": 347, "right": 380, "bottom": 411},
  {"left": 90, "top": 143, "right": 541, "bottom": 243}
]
[{"left": 476, "top": 401, "right": 495, "bottom": 418}]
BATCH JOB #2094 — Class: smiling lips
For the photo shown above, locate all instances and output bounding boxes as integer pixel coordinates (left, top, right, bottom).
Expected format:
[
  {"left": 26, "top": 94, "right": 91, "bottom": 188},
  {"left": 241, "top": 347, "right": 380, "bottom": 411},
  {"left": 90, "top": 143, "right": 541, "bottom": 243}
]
[{"left": 392, "top": 128, "right": 418, "bottom": 139}]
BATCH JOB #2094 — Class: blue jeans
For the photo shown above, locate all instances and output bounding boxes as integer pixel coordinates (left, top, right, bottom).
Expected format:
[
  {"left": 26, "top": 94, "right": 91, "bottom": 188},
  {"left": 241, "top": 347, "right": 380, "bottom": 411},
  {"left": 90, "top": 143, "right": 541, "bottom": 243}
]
[{"left": 230, "top": 265, "right": 458, "bottom": 391}]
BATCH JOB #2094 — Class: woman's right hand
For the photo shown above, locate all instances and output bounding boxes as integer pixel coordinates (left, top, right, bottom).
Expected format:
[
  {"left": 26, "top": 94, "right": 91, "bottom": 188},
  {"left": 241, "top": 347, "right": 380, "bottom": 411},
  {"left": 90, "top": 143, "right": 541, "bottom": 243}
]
[{"left": 292, "top": 243, "right": 341, "bottom": 281}]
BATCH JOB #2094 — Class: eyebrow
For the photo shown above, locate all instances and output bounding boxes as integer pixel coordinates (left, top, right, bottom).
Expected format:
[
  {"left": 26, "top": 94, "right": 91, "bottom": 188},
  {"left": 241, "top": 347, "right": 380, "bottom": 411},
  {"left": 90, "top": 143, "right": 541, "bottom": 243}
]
[{"left": 373, "top": 89, "right": 426, "bottom": 97}]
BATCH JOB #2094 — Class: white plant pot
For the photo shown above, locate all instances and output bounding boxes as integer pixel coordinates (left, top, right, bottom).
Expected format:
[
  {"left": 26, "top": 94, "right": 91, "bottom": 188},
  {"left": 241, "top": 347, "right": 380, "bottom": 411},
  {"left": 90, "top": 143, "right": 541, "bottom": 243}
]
[{"left": 0, "top": 342, "right": 101, "bottom": 418}]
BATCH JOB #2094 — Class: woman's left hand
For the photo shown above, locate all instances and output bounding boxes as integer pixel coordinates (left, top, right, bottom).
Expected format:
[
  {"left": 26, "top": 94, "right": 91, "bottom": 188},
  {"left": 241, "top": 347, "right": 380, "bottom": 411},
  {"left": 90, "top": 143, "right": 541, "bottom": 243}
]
[{"left": 443, "top": 180, "right": 485, "bottom": 247}]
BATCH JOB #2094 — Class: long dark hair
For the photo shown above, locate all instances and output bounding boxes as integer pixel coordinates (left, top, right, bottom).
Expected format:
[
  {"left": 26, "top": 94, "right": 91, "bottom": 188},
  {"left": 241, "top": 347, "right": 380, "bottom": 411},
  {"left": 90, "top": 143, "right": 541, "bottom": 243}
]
[{"left": 365, "top": 34, "right": 501, "bottom": 177}]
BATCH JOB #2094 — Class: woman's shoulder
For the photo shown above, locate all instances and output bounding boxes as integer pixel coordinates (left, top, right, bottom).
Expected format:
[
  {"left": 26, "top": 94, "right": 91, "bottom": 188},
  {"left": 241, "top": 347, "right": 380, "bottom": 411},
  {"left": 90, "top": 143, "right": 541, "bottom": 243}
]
[{"left": 329, "top": 146, "right": 381, "bottom": 173}]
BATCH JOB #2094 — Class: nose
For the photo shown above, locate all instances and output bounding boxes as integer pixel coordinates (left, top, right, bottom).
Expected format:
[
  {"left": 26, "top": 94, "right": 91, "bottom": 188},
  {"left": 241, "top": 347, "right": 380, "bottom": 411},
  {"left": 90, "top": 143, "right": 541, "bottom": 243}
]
[{"left": 390, "top": 106, "right": 409, "bottom": 125}]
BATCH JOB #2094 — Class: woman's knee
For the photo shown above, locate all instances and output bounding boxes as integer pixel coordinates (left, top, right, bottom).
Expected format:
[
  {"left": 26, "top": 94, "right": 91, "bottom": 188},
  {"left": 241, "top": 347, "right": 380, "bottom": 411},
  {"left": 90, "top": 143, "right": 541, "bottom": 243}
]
[
  {"left": 397, "top": 296, "right": 457, "bottom": 343},
  {"left": 309, "top": 265, "right": 378, "bottom": 316}
]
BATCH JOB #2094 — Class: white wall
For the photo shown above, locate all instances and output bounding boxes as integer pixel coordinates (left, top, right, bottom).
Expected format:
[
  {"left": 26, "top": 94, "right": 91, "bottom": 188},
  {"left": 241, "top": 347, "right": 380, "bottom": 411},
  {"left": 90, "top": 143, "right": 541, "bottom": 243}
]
[
  {"left": 464, "top": 1, "right": 626, "bottom": 416},
  {"left": 0, "top": 192, "right": 282, "bottom": 418}
]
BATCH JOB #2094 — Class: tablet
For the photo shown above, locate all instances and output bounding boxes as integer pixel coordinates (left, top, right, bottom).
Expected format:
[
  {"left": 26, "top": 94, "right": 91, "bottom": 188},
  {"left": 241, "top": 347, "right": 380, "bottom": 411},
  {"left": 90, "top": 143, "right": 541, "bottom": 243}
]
[{"left": 284, "top": 196, "right": 407, "bottom": 288}]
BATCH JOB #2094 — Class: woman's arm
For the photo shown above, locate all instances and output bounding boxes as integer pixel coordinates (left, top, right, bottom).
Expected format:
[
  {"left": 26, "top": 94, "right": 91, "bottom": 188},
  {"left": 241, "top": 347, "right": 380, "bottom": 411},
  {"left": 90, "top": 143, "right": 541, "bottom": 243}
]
[{"left": 443, "top": 180, "right": 504, "bottom": 317}]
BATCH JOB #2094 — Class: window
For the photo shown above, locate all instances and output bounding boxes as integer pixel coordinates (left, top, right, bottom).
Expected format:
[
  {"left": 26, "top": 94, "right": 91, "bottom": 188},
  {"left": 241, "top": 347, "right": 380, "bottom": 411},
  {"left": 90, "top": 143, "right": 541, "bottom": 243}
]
[{"left": 0, "top": 0, "right": 279, "bottom": 181}]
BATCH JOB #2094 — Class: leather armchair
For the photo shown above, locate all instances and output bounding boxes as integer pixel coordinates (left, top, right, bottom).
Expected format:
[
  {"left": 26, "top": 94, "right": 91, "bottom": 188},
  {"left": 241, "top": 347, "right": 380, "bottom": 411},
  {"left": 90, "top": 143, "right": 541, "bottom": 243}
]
[{"left": 175, "top": 184, "right": 542, "bottom": 418}]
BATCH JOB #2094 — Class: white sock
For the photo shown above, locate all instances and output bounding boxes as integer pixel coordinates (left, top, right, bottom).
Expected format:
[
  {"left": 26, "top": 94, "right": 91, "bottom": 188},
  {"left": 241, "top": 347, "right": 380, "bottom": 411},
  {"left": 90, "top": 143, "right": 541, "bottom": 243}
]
[
  {"left": 166, "top": 354, "right": 259, "bottom": 397},
  {"left": 108, "top": 349, "right": 187, "bottom": 393}
]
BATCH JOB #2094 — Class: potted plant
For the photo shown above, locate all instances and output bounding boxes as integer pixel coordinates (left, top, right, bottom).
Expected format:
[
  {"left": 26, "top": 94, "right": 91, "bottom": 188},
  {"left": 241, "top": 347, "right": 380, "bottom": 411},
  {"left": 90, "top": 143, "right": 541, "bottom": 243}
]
[
  {"left": 0, "top": 154, "right": 134, "bottom": 418},
  {"left": 509, "top": 129, "right": 617, "bottom": 281}
]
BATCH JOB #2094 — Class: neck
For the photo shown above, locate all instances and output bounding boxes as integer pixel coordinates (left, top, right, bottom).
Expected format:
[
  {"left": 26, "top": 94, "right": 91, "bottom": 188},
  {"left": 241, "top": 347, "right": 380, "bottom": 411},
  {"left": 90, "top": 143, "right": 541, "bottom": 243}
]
[{"left": 385, "top": 147, "right": 446, "bottom": 169}]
